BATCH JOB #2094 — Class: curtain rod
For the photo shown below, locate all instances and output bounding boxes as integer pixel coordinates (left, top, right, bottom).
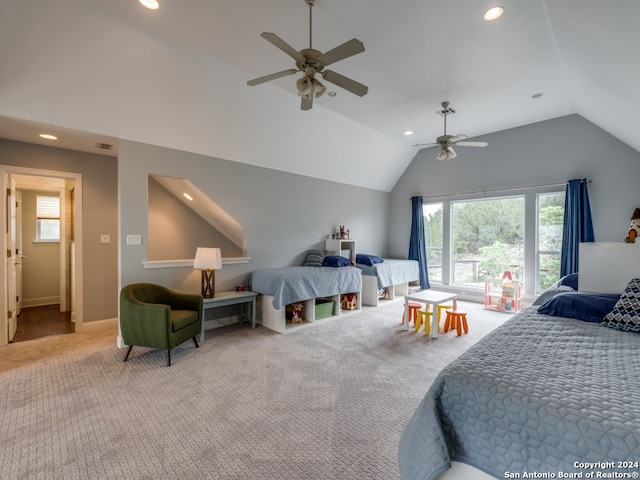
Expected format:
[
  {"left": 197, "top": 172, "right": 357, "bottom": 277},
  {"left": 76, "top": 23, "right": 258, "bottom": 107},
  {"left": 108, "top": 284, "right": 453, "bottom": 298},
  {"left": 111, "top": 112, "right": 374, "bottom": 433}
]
[{"left": 413, "top": 179, "right": 592, "bottom": 201}]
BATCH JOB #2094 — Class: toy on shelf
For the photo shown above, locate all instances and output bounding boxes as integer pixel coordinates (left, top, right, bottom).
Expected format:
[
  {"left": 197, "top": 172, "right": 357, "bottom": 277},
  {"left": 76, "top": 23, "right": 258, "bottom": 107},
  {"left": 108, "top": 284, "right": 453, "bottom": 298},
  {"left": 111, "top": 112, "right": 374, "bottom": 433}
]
[
  {"left": 484, "top": 270, "right": 521, "bottom": 313},
  {"left": 286, "top": 302, "right": 304, "bottom": 323},
  {"left": 624, "top": 208, "right": 640, "bottom": 243},
  {"left": 339, "top": 225, "right": 350, "bottom": 239}
]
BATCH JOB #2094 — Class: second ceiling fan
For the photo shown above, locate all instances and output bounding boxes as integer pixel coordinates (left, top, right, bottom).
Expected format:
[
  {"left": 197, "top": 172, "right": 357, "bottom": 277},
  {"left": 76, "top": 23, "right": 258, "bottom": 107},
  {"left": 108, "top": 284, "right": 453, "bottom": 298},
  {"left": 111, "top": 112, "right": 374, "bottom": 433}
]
[
  {"left": 246, "top": 0, "right": 369, "bottom": 111},
  {"left": 414, "top": 101, "right": 488, "bottom": 160}
]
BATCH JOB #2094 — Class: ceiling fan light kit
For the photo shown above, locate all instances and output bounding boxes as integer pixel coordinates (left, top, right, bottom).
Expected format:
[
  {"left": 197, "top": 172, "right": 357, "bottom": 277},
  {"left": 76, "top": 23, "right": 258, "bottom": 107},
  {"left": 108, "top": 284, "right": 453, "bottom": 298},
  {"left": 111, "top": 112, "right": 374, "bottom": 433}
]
[
  {"left": 247, "top": 0, "right": 369, "bottom": 110},
  {"left": 414, "top": 101, "right": 488, "bottom": 161}
]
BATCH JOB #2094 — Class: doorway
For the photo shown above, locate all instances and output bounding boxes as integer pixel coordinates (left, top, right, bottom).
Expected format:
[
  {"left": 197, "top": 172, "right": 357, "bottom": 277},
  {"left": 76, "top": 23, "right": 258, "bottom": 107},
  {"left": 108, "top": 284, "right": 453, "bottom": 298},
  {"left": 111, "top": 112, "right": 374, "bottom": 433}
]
[{"left": 1, "top": 166, "right": 83, "bottom": 346}]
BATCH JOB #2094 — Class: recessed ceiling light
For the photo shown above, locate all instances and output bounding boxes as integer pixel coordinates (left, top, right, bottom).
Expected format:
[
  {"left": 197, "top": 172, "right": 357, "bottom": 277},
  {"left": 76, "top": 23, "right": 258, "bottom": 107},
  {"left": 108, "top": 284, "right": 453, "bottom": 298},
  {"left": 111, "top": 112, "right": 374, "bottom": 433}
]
[
  {"left": 139, "top": 0, "right": 159, "bottom": 10},
  {"left": 483, "top": 6, "right": 504, "bottom": 21},
  {"left": 39, "top": 133, "right": 58, "bottom": 140},
  {"left": 327, "top": 91, "right": 337, "bottom": 98},
  {"left": 183, "top": 193, "right": 194, "bottom": 201},
  {"left": 404, "top": 131, "right": 414, "bottom": 136}
]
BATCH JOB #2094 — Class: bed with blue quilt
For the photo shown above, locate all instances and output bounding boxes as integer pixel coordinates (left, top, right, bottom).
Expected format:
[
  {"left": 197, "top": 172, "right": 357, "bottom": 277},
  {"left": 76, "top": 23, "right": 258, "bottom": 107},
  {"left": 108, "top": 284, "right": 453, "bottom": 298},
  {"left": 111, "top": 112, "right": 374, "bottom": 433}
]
[
  {"left": 245, "top": 264, "right": 362, "bottom": 333},
  {"left": 245, "top": 266, "right": 362, "bottom": 310},
  {"left": 398, "top": 276, "right": 640, "bottom": 480},
  {"left": 355, "top": 255, "right": 419, "bottom": 306}
]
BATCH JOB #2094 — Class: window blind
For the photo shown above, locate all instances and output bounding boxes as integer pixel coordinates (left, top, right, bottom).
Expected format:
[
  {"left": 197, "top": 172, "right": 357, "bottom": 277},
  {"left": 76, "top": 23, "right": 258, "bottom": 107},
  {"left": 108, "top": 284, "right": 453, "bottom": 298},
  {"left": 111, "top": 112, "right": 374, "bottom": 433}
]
[{"left": 36, "top": 194, "right": 60, "bottom": 219}]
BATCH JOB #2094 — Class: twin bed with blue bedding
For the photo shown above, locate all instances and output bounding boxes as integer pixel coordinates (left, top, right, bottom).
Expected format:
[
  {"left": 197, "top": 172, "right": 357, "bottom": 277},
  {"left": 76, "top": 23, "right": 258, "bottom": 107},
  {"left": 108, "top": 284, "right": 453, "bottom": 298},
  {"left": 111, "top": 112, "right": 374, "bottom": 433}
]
[
  {"left": 398, "top": 275, "right": 640, "bottom": 480},
  {"left": 245, "top": 264, "right": 362, "bottom": 333},
  {"left": 355, "top": 255, "right": 419, "bottom": 306},
  {"left": 245, "top": 266, "right": 362, "bottom": 310}
]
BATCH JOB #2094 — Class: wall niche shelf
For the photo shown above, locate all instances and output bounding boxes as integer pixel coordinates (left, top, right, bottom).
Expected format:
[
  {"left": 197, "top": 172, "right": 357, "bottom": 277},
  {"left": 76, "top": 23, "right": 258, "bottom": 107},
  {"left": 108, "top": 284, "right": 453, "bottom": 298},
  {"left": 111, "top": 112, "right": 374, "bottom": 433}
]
[{"left": 143, "top": 257, "right": 251, "bottom": 269}]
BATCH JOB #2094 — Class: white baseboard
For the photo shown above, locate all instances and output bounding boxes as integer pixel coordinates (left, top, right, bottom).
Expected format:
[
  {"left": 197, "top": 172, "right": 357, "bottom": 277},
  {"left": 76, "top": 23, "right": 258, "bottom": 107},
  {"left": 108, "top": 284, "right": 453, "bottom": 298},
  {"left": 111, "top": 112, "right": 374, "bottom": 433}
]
[
  {"left": 82, "top": 317, "right": 117, "bottom": 332},
  {"left": 22, "top": 296, "right": 60, "bottom": 308}
]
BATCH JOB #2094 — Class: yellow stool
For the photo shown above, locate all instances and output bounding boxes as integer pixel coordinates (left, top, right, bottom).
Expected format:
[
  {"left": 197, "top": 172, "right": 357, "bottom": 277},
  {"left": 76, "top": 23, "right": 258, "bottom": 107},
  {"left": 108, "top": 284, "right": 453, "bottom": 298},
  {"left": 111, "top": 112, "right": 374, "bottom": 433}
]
[
  {"left": 415, "top": 309, "right": 432, "bottom": 332},
  {"left": 444, "top": 309, "right": 468, "bottom": 336},
  {"left": 402, "top": 302, "right": 421, "bottom": 325},
  {"left": 415, "top": 304, "right": 453, "bottom": 335}
]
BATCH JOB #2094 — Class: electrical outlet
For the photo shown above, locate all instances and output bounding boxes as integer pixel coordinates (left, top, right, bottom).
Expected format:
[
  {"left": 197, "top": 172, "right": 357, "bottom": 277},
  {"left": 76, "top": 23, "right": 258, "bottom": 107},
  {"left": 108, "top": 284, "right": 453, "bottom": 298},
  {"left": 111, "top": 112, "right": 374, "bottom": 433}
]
[{"left": 126, "top": 234, "right": 142, "bottom": 246}]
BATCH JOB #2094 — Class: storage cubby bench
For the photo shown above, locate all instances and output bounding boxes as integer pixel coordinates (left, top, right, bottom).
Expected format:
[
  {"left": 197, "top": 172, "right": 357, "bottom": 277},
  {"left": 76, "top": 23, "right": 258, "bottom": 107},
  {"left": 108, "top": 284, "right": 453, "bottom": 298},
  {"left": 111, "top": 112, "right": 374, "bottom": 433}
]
[{"left": 257, "top": 292, "right": 361, "bottom": 333}]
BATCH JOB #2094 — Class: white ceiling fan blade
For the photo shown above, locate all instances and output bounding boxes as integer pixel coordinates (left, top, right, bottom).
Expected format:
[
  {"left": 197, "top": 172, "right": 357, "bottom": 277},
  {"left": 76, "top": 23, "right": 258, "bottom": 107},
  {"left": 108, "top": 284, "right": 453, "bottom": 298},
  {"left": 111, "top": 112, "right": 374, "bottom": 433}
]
[
  {"left": 322, "top": 38, "right": 365, "bottom": 66},
  {"left": 449, "top": 134, "right": 468, "bottom": 143},
  {"left": 412, "top": 142, "right": 438, "bottom": 148},
  {"left": 260, "top": 32, "right": 305, "bottom": 63},
  {"left": 455, "top": 141, "right": 488, "bottom": 147},
  {"left": 321, "top": 70, "right": 368, "bottom": 97},
  {"left": 247, "top": 69, "right": 298, "bottom": 86}
]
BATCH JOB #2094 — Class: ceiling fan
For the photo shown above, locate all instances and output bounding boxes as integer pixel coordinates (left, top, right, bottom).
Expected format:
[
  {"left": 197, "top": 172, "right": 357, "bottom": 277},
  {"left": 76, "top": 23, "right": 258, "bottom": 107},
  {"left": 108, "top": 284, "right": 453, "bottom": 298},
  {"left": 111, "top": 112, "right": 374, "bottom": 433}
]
[
  {"left": 246, "top": 0, "right": 369, "bottom": 111},
  {"left": 413, "top": 101, "right": 488, "bottom": 160}
]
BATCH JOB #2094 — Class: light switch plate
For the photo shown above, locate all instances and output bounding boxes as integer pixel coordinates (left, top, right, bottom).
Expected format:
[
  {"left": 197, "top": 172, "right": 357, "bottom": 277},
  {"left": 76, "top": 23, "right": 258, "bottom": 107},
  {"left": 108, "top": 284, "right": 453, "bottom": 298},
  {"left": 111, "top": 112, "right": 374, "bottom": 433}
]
[
  {"left": 126, "top": 234, "right": 142, "bottom": 246},
  {"left": 100, "top": 234, "right": 110, "bottom": 244}
]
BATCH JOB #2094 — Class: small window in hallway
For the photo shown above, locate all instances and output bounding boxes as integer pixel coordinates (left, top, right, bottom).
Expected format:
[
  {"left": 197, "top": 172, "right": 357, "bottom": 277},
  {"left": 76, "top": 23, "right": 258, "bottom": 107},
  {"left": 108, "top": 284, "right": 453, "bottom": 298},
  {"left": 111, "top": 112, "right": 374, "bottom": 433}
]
[{"left": 36, "top": 193, "right": 60, "bottom": 242}]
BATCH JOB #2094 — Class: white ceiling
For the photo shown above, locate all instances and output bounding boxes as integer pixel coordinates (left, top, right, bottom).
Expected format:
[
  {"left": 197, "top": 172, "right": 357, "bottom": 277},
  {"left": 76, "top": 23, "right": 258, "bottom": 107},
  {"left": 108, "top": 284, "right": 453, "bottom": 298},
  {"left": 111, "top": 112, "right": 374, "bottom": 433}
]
[{"left": 1, "top": 0, "right": 638, "bottom": 191}]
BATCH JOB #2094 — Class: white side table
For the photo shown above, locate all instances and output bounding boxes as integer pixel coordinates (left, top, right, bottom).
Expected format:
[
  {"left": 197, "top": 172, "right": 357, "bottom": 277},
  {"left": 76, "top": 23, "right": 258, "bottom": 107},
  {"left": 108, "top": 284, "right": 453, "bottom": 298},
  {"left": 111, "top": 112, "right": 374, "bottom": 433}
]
[
  {"left": 200, "top": 290, "right": 257, "bottom": 342},
  {"left": 403, "top": 290, "right": 458, "bottom": 338}
]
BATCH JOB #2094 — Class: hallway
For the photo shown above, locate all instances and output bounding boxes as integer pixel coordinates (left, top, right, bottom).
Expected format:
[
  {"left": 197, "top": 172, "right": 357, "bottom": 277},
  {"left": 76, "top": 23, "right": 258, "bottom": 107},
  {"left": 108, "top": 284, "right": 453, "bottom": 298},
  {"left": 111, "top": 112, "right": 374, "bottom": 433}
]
[{"left": 13, "top": 305, "right": 73, "bottom": 343}]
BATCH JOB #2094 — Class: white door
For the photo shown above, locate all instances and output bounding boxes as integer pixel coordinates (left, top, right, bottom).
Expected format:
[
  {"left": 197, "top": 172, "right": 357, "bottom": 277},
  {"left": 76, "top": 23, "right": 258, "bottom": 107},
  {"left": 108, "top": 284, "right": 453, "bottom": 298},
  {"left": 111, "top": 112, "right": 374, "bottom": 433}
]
[
  {"left": 16, "top": 190, "right": 23, "bottom": 316},
  {"left": 6, "top": 176, "right": 17, "bottom": 341}
]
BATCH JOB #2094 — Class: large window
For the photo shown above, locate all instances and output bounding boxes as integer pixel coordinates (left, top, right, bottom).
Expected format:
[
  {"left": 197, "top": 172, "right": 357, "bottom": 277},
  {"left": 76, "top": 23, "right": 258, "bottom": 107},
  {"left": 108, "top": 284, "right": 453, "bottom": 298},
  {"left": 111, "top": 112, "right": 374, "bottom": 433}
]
[
  {"left": 424, "top": 188, "right": 565, "bottom": 294},
  {"left": 537, "top": 193, "right": 565, "bottom": 290},
  {"left": 424, "top": 203, "right": 443, "bottom": 283},
  {"left": 452, "top": 196, "right": 524, "bottom": 286},
  {"left": 36, "top": 194, "right": 60, "bottom": 242}
]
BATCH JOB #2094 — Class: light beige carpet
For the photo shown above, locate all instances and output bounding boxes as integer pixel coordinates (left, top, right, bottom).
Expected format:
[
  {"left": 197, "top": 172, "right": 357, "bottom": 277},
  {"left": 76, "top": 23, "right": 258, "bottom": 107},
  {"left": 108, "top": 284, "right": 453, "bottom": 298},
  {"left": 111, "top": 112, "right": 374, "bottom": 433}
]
[{"left": 0, "top": 299, "right": 510, "bottom": 480}]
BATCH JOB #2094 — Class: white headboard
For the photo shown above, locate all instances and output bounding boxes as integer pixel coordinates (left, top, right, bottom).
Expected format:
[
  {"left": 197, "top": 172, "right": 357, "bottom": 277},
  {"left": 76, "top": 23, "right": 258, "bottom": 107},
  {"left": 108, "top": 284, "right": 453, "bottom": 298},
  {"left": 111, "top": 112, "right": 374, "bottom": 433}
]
[{"left": 579, "top": 242, "right": 640, "bottom": 294}]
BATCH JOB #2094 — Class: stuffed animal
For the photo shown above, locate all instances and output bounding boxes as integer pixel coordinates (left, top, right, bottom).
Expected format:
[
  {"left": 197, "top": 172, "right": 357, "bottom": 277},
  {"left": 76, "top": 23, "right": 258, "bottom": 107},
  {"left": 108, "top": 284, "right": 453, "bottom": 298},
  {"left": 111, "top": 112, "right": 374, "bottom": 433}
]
[
  {"left": 624, "top": 208, "right": 640, "bottom": 243},
  {"left": 290, "top": 303, "right": 304, "bottom": 323}
]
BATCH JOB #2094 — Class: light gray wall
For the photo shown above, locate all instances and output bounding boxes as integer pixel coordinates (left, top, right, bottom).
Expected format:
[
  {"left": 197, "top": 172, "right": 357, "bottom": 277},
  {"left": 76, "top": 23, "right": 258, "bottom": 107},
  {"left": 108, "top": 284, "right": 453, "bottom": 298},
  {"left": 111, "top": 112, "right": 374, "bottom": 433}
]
[
  {"left": 119, "top": 140, "right": 390, "bottom": 295},
  {"left": 147, "top": 176, "right": 243, "bottom": 260},
  {"left": 0, "top": 139, "right": 118, "bottom": 323},
  {"left": 388, "top": 115, "right": 640, "bottom": 257},
  {"left": 20, "top": 189, "right": 60, "bottom": 304},
  {"left": 6, "top": 113, "right": 639, "bottom": 322}
]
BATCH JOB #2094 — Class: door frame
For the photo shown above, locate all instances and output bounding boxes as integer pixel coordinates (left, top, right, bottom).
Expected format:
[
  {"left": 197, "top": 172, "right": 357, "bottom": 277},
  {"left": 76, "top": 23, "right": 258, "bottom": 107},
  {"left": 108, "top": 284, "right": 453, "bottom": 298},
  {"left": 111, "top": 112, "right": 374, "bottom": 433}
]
[{"left": 0, "top": 165, "right": 83, "bottom": 346}]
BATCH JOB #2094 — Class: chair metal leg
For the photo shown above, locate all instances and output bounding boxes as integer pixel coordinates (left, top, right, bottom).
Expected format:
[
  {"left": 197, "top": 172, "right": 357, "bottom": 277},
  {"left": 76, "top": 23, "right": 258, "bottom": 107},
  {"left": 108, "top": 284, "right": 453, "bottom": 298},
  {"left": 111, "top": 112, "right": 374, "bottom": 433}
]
[
  {"left": 167, "top": 349, "right": 171, "bottom": 367},
  {"left": 193, "top": 336, "right": 200, "bottom": 348},
  {"left": 123, "top": 345, "right": 133, "bottom": 362}
]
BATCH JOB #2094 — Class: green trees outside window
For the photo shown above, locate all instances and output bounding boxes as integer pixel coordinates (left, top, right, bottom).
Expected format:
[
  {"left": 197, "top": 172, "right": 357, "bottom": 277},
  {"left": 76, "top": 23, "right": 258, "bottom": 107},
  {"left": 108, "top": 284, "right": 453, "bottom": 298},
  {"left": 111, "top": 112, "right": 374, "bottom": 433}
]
[{"left": 424, "top": 190, "right": 565, "bottom": 293}]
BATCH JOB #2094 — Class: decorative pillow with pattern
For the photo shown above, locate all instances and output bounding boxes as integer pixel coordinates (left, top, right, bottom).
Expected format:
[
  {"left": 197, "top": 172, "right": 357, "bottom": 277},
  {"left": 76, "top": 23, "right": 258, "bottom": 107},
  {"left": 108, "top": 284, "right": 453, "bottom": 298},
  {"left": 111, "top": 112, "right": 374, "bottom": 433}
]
[
  {"left": 601, "top": 278, "right": 640, "bottom": 332},
  {"left": 303, "top": 249, "right": 327, "bottom": 267}
]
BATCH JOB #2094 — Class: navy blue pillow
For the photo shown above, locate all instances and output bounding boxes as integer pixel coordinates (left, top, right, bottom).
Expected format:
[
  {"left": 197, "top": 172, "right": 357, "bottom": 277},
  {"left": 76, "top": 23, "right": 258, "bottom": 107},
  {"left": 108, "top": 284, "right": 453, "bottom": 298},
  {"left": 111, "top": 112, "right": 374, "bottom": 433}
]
[
  {"left": 323, "top": 255, "right": 353, "bottom": 267},
  {"left": 356, "top": 254, "right": 384, "bottom": 266},
  {"left": 557, "top": 273, "right": 579, "bottom": 290},
  {"left": 538, "top": 292, "right": 620, "bottom": 323}
]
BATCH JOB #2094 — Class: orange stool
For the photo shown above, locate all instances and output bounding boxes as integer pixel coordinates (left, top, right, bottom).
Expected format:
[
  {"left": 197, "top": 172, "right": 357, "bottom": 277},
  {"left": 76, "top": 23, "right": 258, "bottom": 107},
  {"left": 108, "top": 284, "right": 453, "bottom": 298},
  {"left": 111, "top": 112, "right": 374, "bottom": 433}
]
[
  {"left": 444, "top": 309, "right": 468, "bottom": 336},
  {"left": 402, "top": 302, "right": 422, "bottom": 325}
]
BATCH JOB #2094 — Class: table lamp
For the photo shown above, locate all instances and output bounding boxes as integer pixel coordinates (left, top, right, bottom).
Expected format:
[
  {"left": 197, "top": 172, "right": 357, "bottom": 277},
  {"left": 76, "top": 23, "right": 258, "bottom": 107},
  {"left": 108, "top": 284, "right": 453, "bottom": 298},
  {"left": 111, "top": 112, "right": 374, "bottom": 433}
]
[{"left": 193, "top": 247, "right": 222, "bottom": 298}]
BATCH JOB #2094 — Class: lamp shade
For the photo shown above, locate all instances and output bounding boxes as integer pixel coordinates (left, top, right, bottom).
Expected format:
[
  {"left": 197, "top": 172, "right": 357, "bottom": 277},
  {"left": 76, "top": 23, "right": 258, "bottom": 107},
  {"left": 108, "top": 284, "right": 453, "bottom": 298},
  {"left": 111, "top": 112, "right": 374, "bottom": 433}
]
[{"left": 193, "top": 247, "right": 222, "bottom": 270}]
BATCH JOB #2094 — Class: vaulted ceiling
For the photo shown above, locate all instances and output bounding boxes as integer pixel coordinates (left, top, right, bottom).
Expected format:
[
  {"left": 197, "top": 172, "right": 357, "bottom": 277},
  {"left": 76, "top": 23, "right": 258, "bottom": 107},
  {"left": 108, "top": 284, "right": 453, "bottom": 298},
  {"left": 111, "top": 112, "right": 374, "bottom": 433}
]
[{"left": 1, "top": 0, "right": 638, "bottom": 191}]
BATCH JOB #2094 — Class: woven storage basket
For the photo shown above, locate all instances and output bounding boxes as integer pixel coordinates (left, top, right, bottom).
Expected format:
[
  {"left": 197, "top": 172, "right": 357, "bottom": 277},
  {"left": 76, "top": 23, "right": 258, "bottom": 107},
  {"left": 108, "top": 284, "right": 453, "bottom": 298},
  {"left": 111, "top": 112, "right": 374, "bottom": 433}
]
[{"left": 315, "top": 300, "right": 334, "bottom": 320}]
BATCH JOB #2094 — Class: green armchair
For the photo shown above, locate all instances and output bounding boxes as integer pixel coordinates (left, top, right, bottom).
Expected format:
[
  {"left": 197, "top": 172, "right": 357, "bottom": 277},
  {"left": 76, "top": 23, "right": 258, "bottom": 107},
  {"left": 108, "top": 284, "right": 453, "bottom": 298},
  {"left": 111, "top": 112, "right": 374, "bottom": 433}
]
[{"left": 120, "top": 283, "right": 203, "bottom": 366}]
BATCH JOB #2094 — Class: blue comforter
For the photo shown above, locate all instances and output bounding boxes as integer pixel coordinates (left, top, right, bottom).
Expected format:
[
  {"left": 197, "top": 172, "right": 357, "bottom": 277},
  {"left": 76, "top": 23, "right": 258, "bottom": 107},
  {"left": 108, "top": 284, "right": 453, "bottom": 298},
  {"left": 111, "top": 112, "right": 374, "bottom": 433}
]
[
  {"left": 245, "top": 266, "right": 362, "bottom": 309},
  {"left": 356, "top": 259, "right": 419, "bottom": 289},
  {"left": 398, "top": 307, "right": 640, "bottom": 479}
]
